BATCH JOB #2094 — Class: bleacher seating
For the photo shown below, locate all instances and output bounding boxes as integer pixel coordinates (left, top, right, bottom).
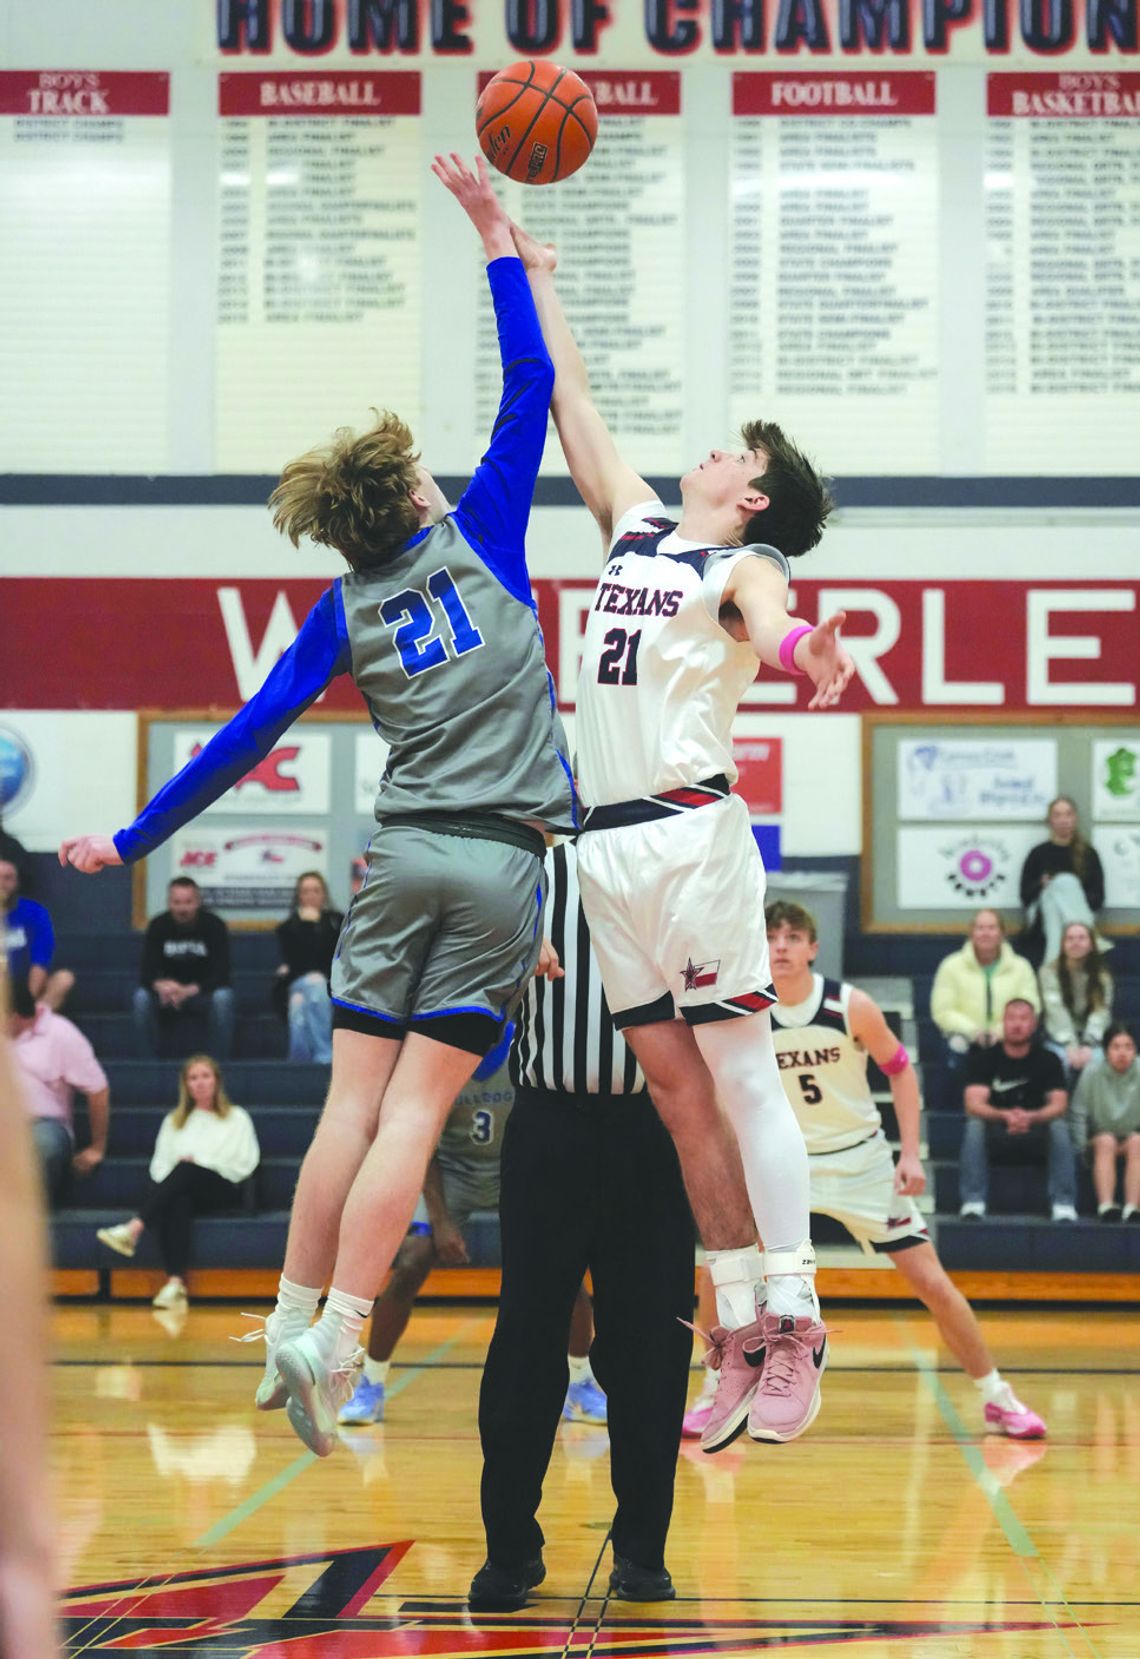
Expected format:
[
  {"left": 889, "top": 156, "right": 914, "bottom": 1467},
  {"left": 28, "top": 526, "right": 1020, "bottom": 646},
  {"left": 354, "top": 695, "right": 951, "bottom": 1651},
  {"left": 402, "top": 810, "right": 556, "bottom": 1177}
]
[{"left": 45, "top": 920, "right": 1140, "bottom": 1289}]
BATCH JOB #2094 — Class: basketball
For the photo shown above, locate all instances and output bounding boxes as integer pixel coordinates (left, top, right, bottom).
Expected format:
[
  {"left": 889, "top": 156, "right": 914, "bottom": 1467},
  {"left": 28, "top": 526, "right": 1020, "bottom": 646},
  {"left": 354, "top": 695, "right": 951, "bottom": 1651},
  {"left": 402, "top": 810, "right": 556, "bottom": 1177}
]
[{"left": 476, "top": 60, "right": 598, "bottom": 186}]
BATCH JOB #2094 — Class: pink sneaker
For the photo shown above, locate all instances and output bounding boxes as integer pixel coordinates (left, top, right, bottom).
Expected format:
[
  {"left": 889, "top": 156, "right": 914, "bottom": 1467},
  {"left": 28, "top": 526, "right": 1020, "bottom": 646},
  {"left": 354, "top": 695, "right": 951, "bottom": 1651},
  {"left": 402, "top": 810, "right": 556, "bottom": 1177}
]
[
  {"left": 747, "top": 1311, "right": 827, "bottom": 1443},
  {"left": 681, "top": 1394, "right": 716, "bottom": 1440},
  {"left": 692, "top": 1322, "right": 766, "bottom": 1454},
  {"left": 984, "top": 1387, "right": 1047, "bottom": 1440}
]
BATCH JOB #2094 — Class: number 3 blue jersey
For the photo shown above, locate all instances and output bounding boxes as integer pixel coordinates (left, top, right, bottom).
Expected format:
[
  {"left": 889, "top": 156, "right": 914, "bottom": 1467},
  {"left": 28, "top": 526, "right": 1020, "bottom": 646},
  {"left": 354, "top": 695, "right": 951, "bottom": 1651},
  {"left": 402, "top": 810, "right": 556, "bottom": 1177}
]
[{"left": 114, "top": 258, "right": 576, "bottom": 865}]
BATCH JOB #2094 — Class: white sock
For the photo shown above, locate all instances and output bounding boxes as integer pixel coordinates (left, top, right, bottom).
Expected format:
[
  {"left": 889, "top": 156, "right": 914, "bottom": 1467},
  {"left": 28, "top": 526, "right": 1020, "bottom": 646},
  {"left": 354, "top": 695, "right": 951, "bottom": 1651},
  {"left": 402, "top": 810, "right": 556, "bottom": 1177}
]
[
  {"left": 1124, "top": 1205, "right": 1137, "bottom": 1221},
  {"left": 567, "top": 1353, "right": 593, "bottom": 1385},
  {"left": 363, "top": 1356, "right": 389, "bottom": 1386},
  {"left": 764, "top": 1240, "right": 820, "bottom": 1320},
  {"left": 706, "top": 1245, "right": 765, "bottom": 1329},
  {"left": 694, "top": 1014, "right": 812, "bottom": 1252},
  {"left": 274, "top": 1275, "right": 320, "bottom": 1326},
  {"left": 312, "top": 1286, "right": 373, "bottom": 1366},
  {"left": 972, "top": 1369, "right": 1007, "bottom": 1405}
]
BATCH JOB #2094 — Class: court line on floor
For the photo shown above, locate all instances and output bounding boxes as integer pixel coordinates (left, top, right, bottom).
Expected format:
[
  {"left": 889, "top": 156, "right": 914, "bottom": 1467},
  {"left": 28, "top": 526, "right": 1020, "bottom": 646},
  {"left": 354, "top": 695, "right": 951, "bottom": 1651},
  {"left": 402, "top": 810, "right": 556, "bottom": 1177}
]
[
  {"left": 193, "top": 1317, "right": 483, "bottom": 1550},
  {"left": 53, "top": 1356, "right": 1140, "bottom": 1375},
  {"left": 903, "top": 1334, "right": 1101, "bottom": 1659}
]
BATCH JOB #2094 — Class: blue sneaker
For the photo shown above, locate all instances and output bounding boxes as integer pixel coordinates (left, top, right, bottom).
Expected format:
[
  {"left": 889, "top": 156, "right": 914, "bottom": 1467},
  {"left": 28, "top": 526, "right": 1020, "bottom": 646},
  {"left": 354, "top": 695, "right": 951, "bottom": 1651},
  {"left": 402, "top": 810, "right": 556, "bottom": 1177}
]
[
  {"left": 337, "top": 1375, "right": 385, "bottom": 1425},
  {"left": 563, "top": 1378, "right": 608, "bottom": 1424}
]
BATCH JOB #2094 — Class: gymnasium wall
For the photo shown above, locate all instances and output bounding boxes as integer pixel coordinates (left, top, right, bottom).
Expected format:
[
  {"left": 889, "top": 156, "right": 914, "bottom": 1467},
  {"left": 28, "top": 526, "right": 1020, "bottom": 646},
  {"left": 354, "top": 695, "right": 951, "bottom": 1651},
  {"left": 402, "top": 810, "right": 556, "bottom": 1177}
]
[{"left": 1, "top": 1, "right": 1137, "bottom": 893}]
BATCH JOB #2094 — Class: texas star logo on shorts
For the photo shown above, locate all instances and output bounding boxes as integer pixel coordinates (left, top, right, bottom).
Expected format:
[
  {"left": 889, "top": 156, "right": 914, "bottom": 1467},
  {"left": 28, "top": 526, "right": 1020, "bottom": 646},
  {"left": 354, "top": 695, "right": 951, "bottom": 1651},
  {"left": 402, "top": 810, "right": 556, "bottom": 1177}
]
[{"left": 681, "top": 957, "right": 720, "bottom": 991}]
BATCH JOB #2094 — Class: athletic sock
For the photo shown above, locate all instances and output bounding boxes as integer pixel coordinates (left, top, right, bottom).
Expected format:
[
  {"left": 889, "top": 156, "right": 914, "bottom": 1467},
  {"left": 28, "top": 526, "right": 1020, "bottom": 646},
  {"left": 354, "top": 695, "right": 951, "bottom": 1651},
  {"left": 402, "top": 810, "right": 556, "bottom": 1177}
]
[
  {"left": 312, "top": 1286, "right": 373, "bottom": 1367},
  {"left": 706, "top": 1245, "right": 765, "bottom": 1329},
  {"left": 567, "top": 1353, "right": 594, "bottom": 1385},
  {"left": 274, "top": 1275, "right": 320, "bottom": 1326},
  {"left": 764, "top": 1240, "right": 820, "bottom": 1320},
  {"left": 362, "top": 1357, "right": 390, "bottom": 1386},
  {"left": 972, "top": 1368, "right": 1007, "bottom": 1405}
]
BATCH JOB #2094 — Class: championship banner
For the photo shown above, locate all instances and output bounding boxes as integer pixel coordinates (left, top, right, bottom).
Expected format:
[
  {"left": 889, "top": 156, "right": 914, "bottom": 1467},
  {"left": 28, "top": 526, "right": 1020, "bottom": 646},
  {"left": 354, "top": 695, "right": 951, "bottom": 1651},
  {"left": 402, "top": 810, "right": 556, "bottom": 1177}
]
[{"left": 2, "top": 578, "right": 1135, "bottom": 715}]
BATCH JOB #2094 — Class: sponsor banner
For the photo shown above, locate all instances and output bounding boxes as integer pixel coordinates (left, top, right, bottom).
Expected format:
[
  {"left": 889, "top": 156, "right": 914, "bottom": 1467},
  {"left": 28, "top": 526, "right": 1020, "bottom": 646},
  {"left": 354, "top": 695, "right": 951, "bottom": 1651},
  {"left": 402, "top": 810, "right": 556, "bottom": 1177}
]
[
  {"left": 2, "top": 579, "right": 1137, "bottom": 715},
  {"left": 170, "top": 728, "right": 331, "bottom": 816},
  {"left": 218, "top": 70, "right": 421, "bottom": 117},
  {"left": 733, "top": 72, "right": 937, "bottom": 117},
  {"left": 0, "top": 711, "right": 137, "bottom": 851},
  {"left": 355, "top": 731, "right": 392, "bottom": 817},
  {"left": 898, "top": 738, "right": 1057, "bottom": 821},
  {"left": 1092, "top": 737, "right": 1140, "bottom": 821},
  {"left": 0, "top": 70, "right": 170, "bottom": 117},
  {"left": 988, "top": 72, "right": 1140, "bottom": 118},
  {"left": 896, "top": 824, "right": 1041, "bottom": 909},
  {"left": 732, "top": 738, "right": 783, "bottom": 817},
  {"left": 1097, "top": 826, "right": 1140, "bottom": 907},
  {"left": 170, "top": 825, "right": 328, "bottom": 911}
]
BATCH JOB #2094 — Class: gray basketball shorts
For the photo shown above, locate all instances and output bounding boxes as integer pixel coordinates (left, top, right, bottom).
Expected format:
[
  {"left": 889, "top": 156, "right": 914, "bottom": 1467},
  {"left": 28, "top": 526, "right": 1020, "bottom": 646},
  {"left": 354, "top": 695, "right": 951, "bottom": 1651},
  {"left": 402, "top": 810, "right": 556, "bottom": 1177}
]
[
  {"left": 330, "top": 816, "right": 547, "bottom": 1054},
  {"left": 411, "top": 1155, "right": 501, "bottom": 1230}
]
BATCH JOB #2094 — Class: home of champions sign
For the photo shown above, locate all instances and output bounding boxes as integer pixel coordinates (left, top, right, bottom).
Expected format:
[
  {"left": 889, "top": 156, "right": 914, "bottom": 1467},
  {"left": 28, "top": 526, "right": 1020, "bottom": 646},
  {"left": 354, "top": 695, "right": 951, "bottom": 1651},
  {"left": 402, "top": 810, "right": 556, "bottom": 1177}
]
[
  {"left": 0, "top": 71, "right": 171, "bottom": 472},
  {"left": 472, "top": 71, "right": 685, "bottom": 477},
  {"left": 214, "top": 70, "right": 423, "bottom": 471}
]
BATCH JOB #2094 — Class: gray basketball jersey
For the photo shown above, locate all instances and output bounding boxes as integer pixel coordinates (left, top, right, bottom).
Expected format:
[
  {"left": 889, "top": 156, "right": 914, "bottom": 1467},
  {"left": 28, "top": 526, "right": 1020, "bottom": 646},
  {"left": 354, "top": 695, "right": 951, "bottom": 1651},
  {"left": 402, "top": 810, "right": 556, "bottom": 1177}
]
[
  {"left": 437, "top": 1061, "right": 515, "bottom": 1166},
  {"left": 340, "top": 517, "right": 575, "bottom": 830}
]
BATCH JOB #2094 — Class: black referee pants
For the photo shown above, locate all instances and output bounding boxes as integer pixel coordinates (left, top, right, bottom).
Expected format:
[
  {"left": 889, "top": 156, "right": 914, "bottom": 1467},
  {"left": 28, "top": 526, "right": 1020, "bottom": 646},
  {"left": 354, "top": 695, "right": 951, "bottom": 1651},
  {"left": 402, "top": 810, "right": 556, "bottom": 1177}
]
[{"left": 479, "top": 1085, "right": 694, "bottom": 1571}]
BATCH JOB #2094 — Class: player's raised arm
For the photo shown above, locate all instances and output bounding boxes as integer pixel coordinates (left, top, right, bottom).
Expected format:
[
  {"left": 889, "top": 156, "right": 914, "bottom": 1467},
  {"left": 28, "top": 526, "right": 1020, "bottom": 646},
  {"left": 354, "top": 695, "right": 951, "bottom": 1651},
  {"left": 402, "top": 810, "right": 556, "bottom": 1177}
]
[
  {"left": 509, "top": 221, "right": 650, "bottom": 545},
  {"left": 60, "top": 587, "right": 351, "bottom": 874},
  {"left": 721, "top": 557, "right": 853, "bottom": 712}
]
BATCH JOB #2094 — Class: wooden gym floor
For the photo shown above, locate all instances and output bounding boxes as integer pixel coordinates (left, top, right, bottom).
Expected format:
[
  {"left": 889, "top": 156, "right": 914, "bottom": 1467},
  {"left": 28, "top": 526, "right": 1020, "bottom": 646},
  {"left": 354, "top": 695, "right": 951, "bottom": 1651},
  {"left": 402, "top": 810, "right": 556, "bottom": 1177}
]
[{"left": 55, "top": 1302, "right": 1137, "bottom": 1657}]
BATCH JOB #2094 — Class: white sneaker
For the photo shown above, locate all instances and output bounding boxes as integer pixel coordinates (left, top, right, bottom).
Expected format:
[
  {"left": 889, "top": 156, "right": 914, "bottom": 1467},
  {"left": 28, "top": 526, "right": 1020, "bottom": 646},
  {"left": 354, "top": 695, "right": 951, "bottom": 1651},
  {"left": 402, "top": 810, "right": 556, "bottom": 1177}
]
[
  {"left": 232, "top": 1308, "right": 314, "bottom": 1412},
  {"left": 152, "top": 1278, "right": 188, "bottom": 1310},
  {"left": 276, "top": 1328, "right": 363, "bottom": 1458},
  {"left": 97, "top": 1223, "right": 138, "bottom": 1258},
  {"left": 1051, "top": 1203, "right": 1079, "bottom": 1223},
  {"left": 959, "top": 1202, "right": 986, "bottom": 1219}
]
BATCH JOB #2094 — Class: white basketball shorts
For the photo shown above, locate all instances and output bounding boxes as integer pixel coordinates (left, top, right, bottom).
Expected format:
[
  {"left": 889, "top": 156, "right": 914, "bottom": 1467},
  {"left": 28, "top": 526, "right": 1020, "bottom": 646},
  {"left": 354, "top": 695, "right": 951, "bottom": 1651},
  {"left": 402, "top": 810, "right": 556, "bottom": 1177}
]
[
  {"left": 576, "top": 793, "right": 776, "bottom": 1028},
  {"left": 809, "top": 1131, "right": 929, "bottom": 1255}
]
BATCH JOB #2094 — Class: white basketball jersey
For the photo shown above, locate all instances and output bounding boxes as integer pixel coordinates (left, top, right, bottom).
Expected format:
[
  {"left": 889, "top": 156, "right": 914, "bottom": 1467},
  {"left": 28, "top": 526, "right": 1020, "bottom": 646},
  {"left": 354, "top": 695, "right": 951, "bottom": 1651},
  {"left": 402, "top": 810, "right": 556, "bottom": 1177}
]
[
  {"left": 575, "top": 500, "right": 790, "bottom": 807},
  {"left": 771, "top": 975, "right": 883, "bottom": 1155}
]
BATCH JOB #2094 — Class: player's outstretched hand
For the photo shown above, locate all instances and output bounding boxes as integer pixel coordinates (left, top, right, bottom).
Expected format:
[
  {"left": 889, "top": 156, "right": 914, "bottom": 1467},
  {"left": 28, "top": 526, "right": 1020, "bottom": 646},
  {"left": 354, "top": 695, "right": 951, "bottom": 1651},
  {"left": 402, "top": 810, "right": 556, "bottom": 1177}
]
[
  {"left": 799, "top": 612, "right": 854, "bottom": 711},
  {"left": 893, "top": 1151, "right": 926, "bottom": 1197},
  {"left": 535, "top": 938, "right": 564, "bottom": 981},
  {"left": 508, "top": 218, "right": 558, "bottom": 274},
  {"left": 431, "top": 152, "right": 511, "bottom": 255},
  {"left": 58, "top": 835, "right": 122, "bottom": 875}
]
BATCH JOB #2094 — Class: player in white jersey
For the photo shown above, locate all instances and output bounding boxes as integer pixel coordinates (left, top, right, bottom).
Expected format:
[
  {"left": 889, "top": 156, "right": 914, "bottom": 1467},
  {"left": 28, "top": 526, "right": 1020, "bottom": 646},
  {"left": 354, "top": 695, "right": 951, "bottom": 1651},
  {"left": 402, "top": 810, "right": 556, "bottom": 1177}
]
[
  {"left": 755, "top": 901, "right": 1043, "bottom": 1439},
  {"left": 511, "top": 223, "right": 852, "bottom": 1447}
]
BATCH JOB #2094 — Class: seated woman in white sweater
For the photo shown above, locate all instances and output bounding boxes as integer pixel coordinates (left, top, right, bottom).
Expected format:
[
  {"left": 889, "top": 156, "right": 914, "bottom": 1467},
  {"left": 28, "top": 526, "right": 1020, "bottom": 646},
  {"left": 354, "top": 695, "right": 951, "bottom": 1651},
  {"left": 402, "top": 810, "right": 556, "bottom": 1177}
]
[
  {"left": 1038, "top": 921, "right": 1114, "bottom": 1082},
  {"left": 97, "top": 1054, "right": 259, "bottom": 1308}
]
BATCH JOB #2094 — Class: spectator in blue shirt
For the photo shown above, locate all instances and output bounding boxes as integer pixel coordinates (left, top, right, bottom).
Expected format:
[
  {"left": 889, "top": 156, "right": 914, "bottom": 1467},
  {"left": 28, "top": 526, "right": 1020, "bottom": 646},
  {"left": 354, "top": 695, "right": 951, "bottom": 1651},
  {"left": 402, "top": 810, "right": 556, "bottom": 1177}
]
[{"left": 1, "top": 858, "right": 74, "bottom": 1011}]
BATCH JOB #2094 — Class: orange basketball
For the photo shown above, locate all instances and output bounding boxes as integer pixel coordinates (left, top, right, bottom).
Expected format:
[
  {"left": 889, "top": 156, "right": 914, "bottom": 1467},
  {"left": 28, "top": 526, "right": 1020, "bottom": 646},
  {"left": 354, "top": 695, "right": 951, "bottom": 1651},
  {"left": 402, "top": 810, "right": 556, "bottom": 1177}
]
[{"left": 476, "top": 60, "right": 598, "bottom": 186}]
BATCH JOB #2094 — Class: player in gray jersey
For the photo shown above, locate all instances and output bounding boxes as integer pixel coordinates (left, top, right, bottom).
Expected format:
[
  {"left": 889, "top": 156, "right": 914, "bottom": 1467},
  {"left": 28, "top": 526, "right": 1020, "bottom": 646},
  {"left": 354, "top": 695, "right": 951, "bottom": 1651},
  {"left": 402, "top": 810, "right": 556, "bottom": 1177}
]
[
  {"left": 338, "top": 1051, "right": 603, "bottom": 1430},
  {"left": 60, "top": 156, "right": 577, "bottom": 1458}
]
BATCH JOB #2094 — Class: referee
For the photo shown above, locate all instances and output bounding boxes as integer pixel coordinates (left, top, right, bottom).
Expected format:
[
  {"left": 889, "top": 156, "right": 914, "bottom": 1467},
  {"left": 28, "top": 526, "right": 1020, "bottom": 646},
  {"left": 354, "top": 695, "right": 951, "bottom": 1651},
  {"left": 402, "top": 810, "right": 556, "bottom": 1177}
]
[{"left": 470, "top": 841, "right": 695, "bottom": 1612}]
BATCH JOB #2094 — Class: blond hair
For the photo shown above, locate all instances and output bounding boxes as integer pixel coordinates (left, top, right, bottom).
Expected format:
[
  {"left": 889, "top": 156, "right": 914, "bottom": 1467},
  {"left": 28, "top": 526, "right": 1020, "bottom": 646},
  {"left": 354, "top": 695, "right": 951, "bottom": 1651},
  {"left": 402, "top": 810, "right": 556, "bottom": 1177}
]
[
  {"left": 170, "top": 1055, "right": 235, "bottom": 1131},
  {"left": 269, "top": 410, "right": 421, "bottom": 570}
]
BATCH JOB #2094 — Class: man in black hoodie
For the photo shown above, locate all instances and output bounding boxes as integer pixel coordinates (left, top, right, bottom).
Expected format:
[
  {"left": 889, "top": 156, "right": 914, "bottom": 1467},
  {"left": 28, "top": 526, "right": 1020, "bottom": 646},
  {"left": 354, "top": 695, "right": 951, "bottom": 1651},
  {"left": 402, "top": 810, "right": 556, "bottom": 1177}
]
[{"left": 133, "top": 877, "right": 234, "bottom": 1058}]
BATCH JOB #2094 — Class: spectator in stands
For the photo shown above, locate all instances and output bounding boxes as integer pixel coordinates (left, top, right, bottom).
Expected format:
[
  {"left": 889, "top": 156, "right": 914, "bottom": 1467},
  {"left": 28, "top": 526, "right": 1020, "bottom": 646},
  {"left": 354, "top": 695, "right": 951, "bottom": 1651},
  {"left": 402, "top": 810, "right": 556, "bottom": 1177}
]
[
  {"left": 133, "top": 877, "right": 234, "bottom": 1060},
  {"left": 1039, "top": 921, "right": 1113, "bottom": 1082},
  {"left": 1, "top": 857, "right": 74, "bottom": 1011},
  {"left": 1070, "top": 1023, "right": 1140, "bottom": 1222},
  {"left": 1019, "top": 796, "right": 1106, "bottom": 966},
  {"left": 96, "top": 1054, "right": 260, "bottom": 1309},
  {"left": 0, "top": 812, "right": 32, "bottom": 892},
  {"left": 959, "top": 998, "right": 1077, "bottom": 1222},
  {"left": 7, "top": 979, "right": 109, "bottom": 1207},
  {"left": 274, "top": 872, "right": 342, "bottom": 1063},
  {"left": 930, "top": 908, "right": 1040, "bottom": 1088}
]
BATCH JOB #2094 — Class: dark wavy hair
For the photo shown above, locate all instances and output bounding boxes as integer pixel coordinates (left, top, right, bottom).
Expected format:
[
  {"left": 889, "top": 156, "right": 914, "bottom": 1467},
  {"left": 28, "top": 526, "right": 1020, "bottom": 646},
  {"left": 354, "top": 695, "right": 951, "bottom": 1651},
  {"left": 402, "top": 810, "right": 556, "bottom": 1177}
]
[{"left": 740, "top": 420, "right": 835, "bottom": 559}]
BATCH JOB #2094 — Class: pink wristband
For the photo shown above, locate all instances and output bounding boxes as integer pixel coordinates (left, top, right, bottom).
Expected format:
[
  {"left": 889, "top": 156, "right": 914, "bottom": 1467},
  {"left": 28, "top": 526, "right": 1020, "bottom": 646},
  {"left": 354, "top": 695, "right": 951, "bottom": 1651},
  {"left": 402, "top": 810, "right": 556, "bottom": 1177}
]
[
  {"left": 778, "top": 624, "right": 813, "bottom": 675},
  {"left": 881, "top": 1043, "right": 910, "bottom": 1076}
]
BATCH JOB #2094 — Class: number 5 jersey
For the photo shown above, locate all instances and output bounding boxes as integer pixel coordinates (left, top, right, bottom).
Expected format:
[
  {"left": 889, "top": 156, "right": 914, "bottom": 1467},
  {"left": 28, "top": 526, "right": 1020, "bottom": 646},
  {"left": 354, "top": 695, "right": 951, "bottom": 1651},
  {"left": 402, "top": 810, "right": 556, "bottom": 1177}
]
[{"left": 770, "top": 975, "right": 884, "bottom": 1155}]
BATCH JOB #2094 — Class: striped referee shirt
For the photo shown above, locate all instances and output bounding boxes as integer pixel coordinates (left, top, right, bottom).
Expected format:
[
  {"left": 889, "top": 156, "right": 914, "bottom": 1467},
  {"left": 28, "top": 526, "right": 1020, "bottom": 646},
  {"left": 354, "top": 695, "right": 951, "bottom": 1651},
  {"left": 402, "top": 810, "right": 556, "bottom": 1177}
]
[{"left": 513, "top": 842, "right": 646, "bottom": 1097}]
